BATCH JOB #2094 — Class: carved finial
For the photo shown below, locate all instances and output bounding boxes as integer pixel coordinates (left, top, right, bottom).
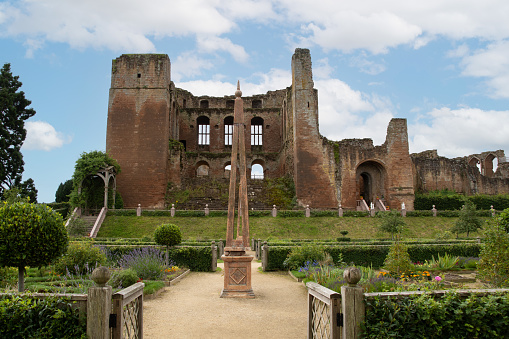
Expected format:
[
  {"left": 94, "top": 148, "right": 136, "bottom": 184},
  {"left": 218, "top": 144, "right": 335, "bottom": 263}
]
[
  {"left": 235, "top": 80, "right": 242, "bottom": 97},
  {"left": 91, "top": 266, "right": 111, "bottom": 287},
  {"left": 343, "top": 267, "right": 361, "bottom": 286}
]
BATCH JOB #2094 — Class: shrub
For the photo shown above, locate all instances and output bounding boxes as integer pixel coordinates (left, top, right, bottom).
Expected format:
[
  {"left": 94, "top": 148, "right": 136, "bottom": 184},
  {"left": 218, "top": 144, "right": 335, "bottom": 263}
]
[
  {"left": 283, "top": 245, "right": 326, "bottom": 270},
  {"left": 478, "top": 218, "right": 509, "bottom": 287},
  {"left": 118, "top": 247, "right": 166, "bottom": 280},
  {"left": 54, "top": 242, "right": 106, "bottom": 276},
  {"left": 109, "top": 268, "right": 139, "bottom": 288},
  {"left": 154, "top": 224, "right": 182, "bottom": 248},
  {"left": 0, "top": 295, "right": 86, "bottom": 338},
  {"left": 383, "top": 242, "right": 413, "bottom": 275},
  {"left": 363, "top": 292, "right": 509, "bottom": 337}
]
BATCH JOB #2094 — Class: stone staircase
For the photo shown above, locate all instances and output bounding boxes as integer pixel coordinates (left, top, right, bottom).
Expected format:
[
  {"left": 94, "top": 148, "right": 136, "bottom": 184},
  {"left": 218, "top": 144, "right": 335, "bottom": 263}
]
[{"left": 81, "top": 215, "right": 98, "bottom": 236}]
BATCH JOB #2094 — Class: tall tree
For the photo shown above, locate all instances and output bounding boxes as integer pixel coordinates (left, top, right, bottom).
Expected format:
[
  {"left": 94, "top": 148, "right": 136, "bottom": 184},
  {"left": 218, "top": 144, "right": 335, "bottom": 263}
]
[
  {"left": 55, "top": 179, "right": 73, "bottom": 203},
  {"left": 0, "top": 63, "right": 36, "bottom": 198}
]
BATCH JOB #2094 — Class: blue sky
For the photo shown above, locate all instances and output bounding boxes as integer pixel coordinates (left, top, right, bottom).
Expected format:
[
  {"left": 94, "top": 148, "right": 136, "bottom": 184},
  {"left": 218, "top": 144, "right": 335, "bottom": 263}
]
[{"left": 1, "top": 0, "right": 509, "bottom": 203}]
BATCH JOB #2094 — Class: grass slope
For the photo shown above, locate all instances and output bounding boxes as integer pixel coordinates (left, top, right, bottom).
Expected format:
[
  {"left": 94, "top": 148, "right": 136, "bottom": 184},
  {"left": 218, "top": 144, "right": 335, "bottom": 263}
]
[{"left": 97, "top": 216, "right": 486, "bottom": 240}]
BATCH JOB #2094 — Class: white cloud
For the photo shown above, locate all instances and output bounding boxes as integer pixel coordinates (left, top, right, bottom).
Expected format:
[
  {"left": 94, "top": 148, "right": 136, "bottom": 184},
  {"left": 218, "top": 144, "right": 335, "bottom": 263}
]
[
  {"left": 349, "top": 53, "right": 386, "bottom": 75},
  {"left": 22, "top": 121, "right": 71, "bottom": 151},
  {"left": 315, "top": 79, "right": 393, "bottom": 143},
  {"left": 409, "top": 107, "right": 509, "bottom": 157},
  {"left": 171, "top": 52, "right": 215, "bottom": 82},
  {"left": 458, "top": 40, "right": 509, "bottom": 98},
  {"left": 196, "top": 35, "right": 249, "bottom": 63},
  {"left": 0, "top": 0, "right": 235, "bottom": 52}
]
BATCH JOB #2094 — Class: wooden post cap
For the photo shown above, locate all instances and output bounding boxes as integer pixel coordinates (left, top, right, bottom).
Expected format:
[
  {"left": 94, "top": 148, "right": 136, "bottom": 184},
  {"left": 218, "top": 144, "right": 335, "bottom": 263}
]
[
  {"left": 343, "top": 267, "right": 361, "bottom": 286},
  {"left": 91, "top": 266, "right": 111, "bottom": 287}
]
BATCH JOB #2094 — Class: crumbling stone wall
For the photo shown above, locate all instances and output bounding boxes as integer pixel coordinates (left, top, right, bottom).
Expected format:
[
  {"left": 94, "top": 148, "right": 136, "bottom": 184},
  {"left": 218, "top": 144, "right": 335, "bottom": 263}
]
[
  {"left": 106, "top": 54, "right": 171, "bottom": 208},
  {"left": 412, "top": 150, "right": 509, "bottom": 195},
  {"left": 105, "top": 50, "right": 509, "bottom": 210}
]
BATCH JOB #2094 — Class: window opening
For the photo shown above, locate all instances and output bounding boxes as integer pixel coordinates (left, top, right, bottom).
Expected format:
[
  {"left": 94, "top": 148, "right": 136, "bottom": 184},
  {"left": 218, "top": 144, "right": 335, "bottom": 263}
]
[
  {"left": 200, "top": 100, "right": 209, "bottom": 109},
  {"left": 197, "top": 116, "right": 210, "bottom": 145},
  {"left": 251, "top": 164, "right": 264, "bottom": 179},
  {"left": 224, "top": 116, "right": 234, "bottom": 146},
  {"left": 252, "top": 99, "right": 262, "bottom": 108},
  {"left": 251, "top": 117, "right": 263, "bottom": 146}
]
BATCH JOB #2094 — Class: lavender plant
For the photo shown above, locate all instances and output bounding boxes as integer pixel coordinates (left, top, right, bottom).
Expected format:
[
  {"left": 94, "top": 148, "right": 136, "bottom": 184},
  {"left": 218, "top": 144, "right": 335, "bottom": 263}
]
[{"left": 118, "top": 247, "right": 169, "bottom": 280}]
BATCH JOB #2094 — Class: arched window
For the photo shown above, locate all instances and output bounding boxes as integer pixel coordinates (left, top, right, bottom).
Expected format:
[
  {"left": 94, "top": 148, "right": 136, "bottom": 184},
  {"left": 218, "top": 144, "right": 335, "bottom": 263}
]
[
  {"left": 197, "top": 116, "right": 210, "bottom": 145},
  {"left": 224, "top": 162, "right": 232, "bottom": 178},
  {"left": 469, "top": 157, "right": 481, "bottom": 173},
  {"left": 251, "top": 117, "right": 263, "bottom": 146},
  {"left": 224, "top": 116, "right": 233, "bottom": 146},
  {"left": 196, "top": 161, "right": 210, "bottom": 176},
  {"left": 251, "top": 163, "right": 264, "bottom": 179}
]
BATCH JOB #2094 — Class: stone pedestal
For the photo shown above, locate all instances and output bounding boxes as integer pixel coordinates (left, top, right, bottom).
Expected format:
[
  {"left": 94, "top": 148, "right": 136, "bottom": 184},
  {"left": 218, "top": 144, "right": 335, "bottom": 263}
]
[{"left": 220, "top": 253, "right": 255, "bottom": 298}]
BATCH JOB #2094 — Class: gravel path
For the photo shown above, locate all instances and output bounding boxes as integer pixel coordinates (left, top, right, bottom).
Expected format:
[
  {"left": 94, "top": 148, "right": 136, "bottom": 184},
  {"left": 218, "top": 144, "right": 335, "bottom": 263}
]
[{"left": 143, "top": 254, "right": 308, "bottom": 338}]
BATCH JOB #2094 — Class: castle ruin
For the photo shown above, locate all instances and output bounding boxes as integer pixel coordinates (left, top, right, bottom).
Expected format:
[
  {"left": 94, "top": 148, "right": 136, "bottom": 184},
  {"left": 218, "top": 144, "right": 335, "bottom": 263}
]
[{"left": 106, "top": 49, "right": 509, "bottom": 210}]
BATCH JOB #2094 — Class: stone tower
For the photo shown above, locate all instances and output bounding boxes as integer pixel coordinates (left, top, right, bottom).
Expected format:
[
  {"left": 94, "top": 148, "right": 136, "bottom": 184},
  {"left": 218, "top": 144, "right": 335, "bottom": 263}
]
[
  {"left": 106, "top": 54, "right": 171, "bottom": 208},
  {"left": 291, "top": 49, "right": 338, "bottom": 208}
]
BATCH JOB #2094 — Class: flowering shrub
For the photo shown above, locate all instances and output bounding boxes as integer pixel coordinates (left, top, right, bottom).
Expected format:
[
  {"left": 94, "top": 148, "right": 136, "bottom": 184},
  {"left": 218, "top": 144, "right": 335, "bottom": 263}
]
[
  {"left": 109, "top": 268, "right": 139, "bottom": 288},
  {"left": 118, "top": 247, "right": 169, "bottom": 280},
  {"left": 54, "top": 242, "right": 106, "bottom": 276}
]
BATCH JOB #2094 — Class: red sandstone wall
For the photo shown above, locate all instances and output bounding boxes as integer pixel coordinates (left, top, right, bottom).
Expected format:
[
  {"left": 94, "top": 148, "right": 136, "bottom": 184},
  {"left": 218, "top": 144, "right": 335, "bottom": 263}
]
[
  {"left": 106, "top": 55, "right": 171, "bottom": 208},
  {"left": 291, "top": 49, "right": 337, "bottom": 208}
]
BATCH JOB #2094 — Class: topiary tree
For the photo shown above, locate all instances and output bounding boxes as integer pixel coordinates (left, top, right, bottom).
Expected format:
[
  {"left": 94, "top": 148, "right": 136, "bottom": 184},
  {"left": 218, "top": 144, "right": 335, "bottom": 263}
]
[
  {"left": 154, "top": 223, "right": 182, "bottom": 266},
  {"left": 452, "top": 200, "right": 483, "bottom": 237},
  {"left": 0, "top": 201, "right": 68, "bottom": 291},
  {"left": 378, "top": 210, "right": 406, "bottom": 240}
]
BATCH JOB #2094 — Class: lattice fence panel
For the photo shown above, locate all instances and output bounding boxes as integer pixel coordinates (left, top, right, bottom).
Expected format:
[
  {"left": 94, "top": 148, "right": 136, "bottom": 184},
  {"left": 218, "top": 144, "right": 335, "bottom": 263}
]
[
  {"left": 122, "top": 298, "right": 141, "bottom": 339},
  {"left": 311, "top": 297, "right": 331, "bottom": 339}
]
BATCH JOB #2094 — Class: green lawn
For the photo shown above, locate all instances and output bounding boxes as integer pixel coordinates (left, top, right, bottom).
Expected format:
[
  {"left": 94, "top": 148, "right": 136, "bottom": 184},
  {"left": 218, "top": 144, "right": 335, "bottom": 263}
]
[{"left": 97, "top": 215, "right": 486, "bottom": 240}]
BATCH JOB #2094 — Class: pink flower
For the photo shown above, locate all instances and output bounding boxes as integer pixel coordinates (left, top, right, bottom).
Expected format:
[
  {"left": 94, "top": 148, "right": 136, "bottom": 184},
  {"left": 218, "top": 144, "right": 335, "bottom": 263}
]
[{"left": 434, "top": 276, "right": 442, "bottom": 282}]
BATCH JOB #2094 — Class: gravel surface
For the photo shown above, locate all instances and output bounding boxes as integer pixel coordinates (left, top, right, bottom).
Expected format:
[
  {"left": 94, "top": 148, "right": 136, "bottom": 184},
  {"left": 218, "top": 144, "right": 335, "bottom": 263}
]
[{"left": 143, "top": 254, "right": 308, "bottom": 338}]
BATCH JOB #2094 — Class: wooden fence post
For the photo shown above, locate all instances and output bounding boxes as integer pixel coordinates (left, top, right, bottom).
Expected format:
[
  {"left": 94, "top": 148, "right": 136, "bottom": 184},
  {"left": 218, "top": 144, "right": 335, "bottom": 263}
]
[
  {"left": 341, "top": 267, "right": 364, "bottom": 339},
  {"left": 87, "top": 267, "right": 112, "bottom": 339}
]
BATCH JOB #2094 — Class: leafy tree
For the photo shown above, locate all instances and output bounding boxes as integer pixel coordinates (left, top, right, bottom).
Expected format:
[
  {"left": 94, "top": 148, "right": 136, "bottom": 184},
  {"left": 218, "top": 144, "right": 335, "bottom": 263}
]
[
  {"left": 0, "top": 63, "right": 36, "bottom": 198},
  {"left": 154, "top": 223, "right": 182, "bottom": 266},
  {"left": 478, "top": 216, "right": 509, "bottom": 287},
  {"left": 1, "top": 179, "right": 38, "bottom": 203},
  {"left": 452, "top": 200, "right": 483, "bottom": 237},
  {"left": 0, "top": 201, "right": 68, "bottom": 291},
  {"left": 69, "top": 151, "right": 121, "bottom": 209},
  {"left": 55, "top": 179, "right": 73, "bottom": 203},
  {"left": 378, "top": 210, "right": 406, "bottom": 239}
]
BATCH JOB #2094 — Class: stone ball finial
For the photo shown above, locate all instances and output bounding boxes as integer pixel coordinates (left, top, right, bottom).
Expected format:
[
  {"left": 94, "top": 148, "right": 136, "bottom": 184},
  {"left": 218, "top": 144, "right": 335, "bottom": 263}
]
[
  {"left": 138, "top": 204, "right": 141, "bottom": 207},
  {"left": 343, "top": 267, "right": 361, "bottom": 286},
  {"left": 235, "top": 80, "right": 242, "bottom": 97},
  {"left": 91, "top": 266, "right": 111, "bottom": 287},
  {"left": 432, "top": 205, "right": 436, "bottom": 209}
]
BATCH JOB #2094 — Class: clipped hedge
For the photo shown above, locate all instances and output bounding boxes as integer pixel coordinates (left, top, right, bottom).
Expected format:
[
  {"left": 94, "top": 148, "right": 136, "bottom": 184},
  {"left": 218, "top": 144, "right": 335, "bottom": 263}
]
[
  {"left": 362, "top": 292, "right": 509, "bottom": 338},
  {"left": 0, "top": 295, "right": 86, "bottom": 338},
  {"left": 415, "top": 192, "right": 509, "bottom": 211},
  {"left": 100, "top": 245, "right": 213, "bottom": 272},
  {"left": 264, "top": 243, "right": 481, "bottom": 270}
]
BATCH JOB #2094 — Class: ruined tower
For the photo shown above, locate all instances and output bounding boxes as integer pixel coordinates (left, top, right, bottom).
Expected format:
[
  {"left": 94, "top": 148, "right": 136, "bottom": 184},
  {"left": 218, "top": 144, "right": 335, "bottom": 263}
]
[
  {"left": 291, "top": 49, "right": 338, "bottom": 208},
  {"left": 106, "top": 54, "right": 171, "bottom": 208}
]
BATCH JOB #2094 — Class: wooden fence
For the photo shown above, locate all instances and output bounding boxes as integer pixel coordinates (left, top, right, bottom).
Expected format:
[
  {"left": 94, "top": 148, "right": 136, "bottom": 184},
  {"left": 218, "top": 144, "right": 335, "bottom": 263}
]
[
  {"left": 307, "top": 267, "right": 509, "bottom": 339},
  {"left": 111, "top": 282, "right": 144, "bottom": 339}
]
